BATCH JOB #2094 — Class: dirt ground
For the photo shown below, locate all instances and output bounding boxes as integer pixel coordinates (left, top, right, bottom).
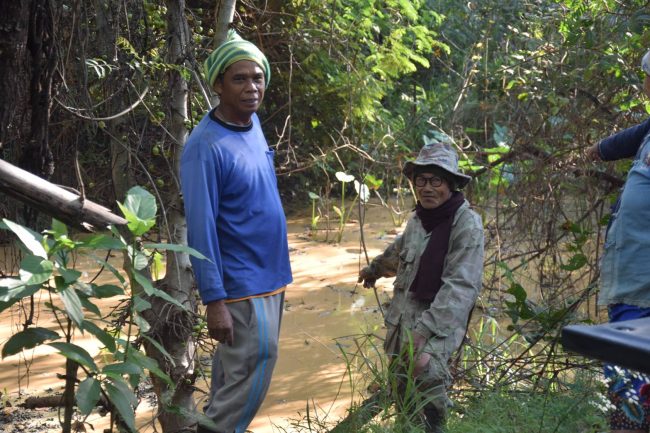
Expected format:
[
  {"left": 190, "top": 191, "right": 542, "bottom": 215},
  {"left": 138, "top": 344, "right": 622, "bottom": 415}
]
[{"left": 0, "top": 203, "right": 404, "bottom": 433}]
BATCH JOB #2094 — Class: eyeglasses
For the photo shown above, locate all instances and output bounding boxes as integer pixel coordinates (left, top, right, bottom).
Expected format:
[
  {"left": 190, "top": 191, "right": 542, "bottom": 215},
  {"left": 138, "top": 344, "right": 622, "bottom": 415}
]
[{"left": 414, "top": 175, "right": 444, "bottom": 188}]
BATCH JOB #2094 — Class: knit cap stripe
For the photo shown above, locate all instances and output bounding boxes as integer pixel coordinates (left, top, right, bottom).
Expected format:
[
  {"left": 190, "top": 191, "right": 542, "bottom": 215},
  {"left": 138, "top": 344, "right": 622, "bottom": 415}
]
[{"left": 204, "top": 41, "right": 271, "bottom": 88}]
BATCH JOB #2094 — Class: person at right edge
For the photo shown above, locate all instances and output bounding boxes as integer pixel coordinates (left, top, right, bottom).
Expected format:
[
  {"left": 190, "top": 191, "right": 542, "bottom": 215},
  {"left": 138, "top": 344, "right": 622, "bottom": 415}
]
[
  {"left": 586, "top": 50, "right": 650, "bottom": 433},
  {"left": 358, "top": 139, "right": 484, "bottom": 433}
]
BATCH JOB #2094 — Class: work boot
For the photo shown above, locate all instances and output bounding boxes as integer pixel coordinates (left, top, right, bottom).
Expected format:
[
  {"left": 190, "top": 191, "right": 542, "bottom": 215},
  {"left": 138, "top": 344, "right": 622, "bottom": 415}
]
[{"left": 422, "top": 405, "right": 445, "bottom": 433}]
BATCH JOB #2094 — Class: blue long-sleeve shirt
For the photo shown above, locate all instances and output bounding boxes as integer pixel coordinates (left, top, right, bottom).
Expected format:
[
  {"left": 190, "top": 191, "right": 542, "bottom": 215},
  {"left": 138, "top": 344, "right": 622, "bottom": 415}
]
[
  {"left": 598, "top": 117, "right": 650, "bottom": 161},
  {"left": 180, "top": 110, "right": 292, "bottom": 304}
]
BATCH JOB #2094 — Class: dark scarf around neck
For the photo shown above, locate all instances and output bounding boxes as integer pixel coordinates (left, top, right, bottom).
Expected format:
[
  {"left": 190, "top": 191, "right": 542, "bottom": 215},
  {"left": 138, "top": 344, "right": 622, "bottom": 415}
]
[{"left": 409, "top": 191, "right": 465, "bottom": 302}]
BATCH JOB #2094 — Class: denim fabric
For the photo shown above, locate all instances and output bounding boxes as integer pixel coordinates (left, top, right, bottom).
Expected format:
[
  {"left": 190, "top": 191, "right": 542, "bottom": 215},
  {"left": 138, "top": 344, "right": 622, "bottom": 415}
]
[{"left": 599, "top": 133, "right": 650, "bottom": 308}]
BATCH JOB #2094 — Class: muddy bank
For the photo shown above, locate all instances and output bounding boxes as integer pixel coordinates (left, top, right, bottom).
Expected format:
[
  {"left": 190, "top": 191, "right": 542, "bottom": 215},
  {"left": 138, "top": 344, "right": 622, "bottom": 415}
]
[{"left": 0, "top": 206, "right": 400, "bottom": 432}]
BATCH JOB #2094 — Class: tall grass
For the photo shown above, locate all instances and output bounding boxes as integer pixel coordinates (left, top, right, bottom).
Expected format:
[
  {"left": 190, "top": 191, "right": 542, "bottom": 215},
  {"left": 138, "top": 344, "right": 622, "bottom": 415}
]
[
  {"left": 446, "top": 375, "right": 608, "bottom": 433},
  {"left": 278, "top": 318, "right": 609, "bottom": 433}
]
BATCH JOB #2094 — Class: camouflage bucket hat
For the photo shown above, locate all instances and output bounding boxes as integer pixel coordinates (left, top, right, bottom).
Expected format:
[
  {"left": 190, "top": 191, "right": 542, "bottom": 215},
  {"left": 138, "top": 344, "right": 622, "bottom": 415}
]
[{"left": 402, "top": 140, "right": 472, "bottom": 189}]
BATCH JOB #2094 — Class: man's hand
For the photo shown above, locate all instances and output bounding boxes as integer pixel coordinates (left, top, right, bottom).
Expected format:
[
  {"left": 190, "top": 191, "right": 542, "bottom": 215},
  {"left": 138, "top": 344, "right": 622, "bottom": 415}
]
[
  {"left": 412, "top": 332, "right": 430, "bottom": 378},
  {"left": 206, "top": 300, "right": 234, "bottom": 345},
  {"left": 358, "top": 266, "right": 377, "bottom": 288},
  {"left": 586, "top": 143, "right": 601, "bottom": 161}
]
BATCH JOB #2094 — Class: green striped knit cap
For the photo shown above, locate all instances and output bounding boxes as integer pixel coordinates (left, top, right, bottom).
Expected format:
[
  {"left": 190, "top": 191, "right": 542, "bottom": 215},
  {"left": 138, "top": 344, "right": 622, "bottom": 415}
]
[{"left": 204, "top": 29, "right": 271, "bottom": 88}]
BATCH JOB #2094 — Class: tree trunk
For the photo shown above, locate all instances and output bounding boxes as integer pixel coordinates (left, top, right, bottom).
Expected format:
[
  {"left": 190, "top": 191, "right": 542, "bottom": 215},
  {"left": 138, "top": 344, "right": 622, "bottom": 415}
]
[
  {"left": 92, "top": 0, "right": 134, "bottom": 206},
  {"left": 20, "top": 0, "right": 56, "bottom": 180},
  {"left": 0, "top": 1, "right": 56, "bottom": 227},
  {"left": 208, "top": 0, "right": 236, "bottom": 106},
  {"left": 213, "top": 0, "right": 236, "bottom": 48},
  {"left": 0, "top": 2, "right": 30, "bottom": 158},
  {"left": 139, "top": 1, "right": 197, "bottom": 432}
]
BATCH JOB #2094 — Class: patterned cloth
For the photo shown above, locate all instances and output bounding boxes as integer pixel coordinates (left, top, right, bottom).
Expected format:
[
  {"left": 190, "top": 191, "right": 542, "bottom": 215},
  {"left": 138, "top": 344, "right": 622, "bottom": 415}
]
[
  {"left": 204, "top": 29, "right": 271, "bottom": 88},
  {"left": 604, "top": 304, "right": 650, "bottom": 430}
]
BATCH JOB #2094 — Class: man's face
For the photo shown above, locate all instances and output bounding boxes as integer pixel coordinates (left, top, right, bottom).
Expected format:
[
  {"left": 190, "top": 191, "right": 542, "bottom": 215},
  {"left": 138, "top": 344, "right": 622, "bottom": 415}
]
[
  {"left": 214, "top": 60, "right": 265, "bottom": 124},
  {"left": 414, "top": 170, "right": 452, "bottom": 209}
]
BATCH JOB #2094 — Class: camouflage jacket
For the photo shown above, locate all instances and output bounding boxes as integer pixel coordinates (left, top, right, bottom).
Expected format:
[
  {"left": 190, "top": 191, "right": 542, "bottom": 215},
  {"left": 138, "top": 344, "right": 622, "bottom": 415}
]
[{"left": 366, "top": 200, "right": 484, "bottom": 360}]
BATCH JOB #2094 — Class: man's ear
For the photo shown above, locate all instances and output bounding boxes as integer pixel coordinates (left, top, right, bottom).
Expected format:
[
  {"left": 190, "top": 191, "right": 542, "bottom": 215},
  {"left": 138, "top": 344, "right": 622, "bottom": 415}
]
[{"left": 213, "top": 77, "right": 223, "bottom": 96}]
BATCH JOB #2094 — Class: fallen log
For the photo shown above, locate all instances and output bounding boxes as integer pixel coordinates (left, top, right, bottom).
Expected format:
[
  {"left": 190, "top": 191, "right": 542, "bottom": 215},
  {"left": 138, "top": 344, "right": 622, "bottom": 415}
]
[
  {"left": 19, "top": 394, "right": 64, "bottom": 409},
  {"left": 0, "top": 158, "right": 126, "bottom": 231},
  {"left": 19, "top": 393, "right": 110, "bottom": 412}
]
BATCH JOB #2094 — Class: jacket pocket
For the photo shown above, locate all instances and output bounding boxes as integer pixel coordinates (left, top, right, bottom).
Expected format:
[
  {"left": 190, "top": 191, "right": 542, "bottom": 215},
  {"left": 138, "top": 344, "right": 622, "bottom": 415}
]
[{"left": 394, "top": 248, "right": 416, "bottom": 291}]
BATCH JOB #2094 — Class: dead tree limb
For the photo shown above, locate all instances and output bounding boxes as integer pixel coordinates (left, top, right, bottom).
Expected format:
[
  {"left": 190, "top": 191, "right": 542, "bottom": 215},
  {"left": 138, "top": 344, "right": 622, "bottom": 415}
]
[{"left": 0, "top": 158, "right": 126, "bottom": 231}]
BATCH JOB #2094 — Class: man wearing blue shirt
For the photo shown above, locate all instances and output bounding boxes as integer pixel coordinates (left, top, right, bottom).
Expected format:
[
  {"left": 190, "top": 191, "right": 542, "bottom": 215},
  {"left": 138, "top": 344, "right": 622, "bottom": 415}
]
[{"left": 180, "top": 30, "right": 292, "bottom": 433}]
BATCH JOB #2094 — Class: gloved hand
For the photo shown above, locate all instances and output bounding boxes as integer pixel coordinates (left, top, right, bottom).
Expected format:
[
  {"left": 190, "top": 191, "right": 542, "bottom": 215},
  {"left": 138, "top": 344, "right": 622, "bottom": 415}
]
[{"left": 358, "top": 266, "right": 377, "bottom": 288}]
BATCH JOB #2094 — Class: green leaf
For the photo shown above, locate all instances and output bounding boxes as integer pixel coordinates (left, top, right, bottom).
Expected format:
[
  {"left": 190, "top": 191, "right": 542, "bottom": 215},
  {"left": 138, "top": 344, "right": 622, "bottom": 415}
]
[
  {"left": 332, "top": 206, "right": 343, "bottom": 218},
  {"left": 484, "top": 146, "right": 510, "bottom": 155},
  {"left": 363, "top": 174, "right": 383, "bottom": 189},
  {"left": 58, "top": 287, "right": 84, "bottom": 328},
  {"left": 132, "top": 271, "right": 155, "bottom": 295},
  {"left": 0, "top": 277, "right": 26, "bottom": 293},
  {"left": 93, "top": 284, "right": 125, "bottom": 298},
  {"left": 0, "top": 282, "right": 40, "bottom": 313},
  {"left": 79, "top": 295, "right": 102, "bottom": 317},
  {"left": 128, "top": 349, "right": 173, "bottom": 386},
  {"left": 141, "top": 334, "right": 176, "bottom": 367},
  {"left": 2, "top": 327, "right": 60, "bottom": 358},
  {"left": 74, "top": 281, "right": 94, "bottom": 296},
  {"left": 51, "top": 218, "right": 68, "bottom": 234},
  {"left": 105, "top": 379, "right": 137, "bottom": 432},
  {"left": 88, "top": 254, "right": 126, "bottom": 285},
  {"left": 507, "top": 283, "right": 528, "bottom": 303},
  {"left": 561, "top": 254, "right": 588, "bottom": 271},
  {"left": 48, "top": 342, "right": 97, "bottom": 371},
  {"left": 118, "top": 186, "right": 157, "bottom": 236},
  {"left": 131, "top": 248, "right": 149, "bottom": 271},
  {"left": 59, "top": 268, "right": 81, "bottom": 284},
  {"left": 82, "top": 320, "right": 116, "bottom": 353},
  {"left": 118, "top": 203, "right": 156, "bottom": 236},
  {"left": 151, "top": 251, "right": 164, "bottom": 281},
  {"left": 308, "top": 191, "right": 320, "bottom": 200},
  {"left": 152, "top": 288, "right": 185, "bottom": 309},
  {"left": 132, "top": 272, "right": 185, "bottom": 309},
  {"left": 124, "top": 186, "right": 157, "bottom": 220},
  {"left": 2, "top": 219, "right": 47, "bottom": 258},
  {"left": 103, "top": 361, "right": 143, "bottom": 377},
  {"left": 493, "top": 123, "right": 511, "bottom": 147},
  {"left": 133, "top": 295, "right": 151, "bottom": 312},
  {"left": 142, "top": 243, "right": 209, "bottom": 261},
  {"left": 77, "top": 377, "right": 101, "bottom": 415},
  {"left": 133, "top": 313, "right": 150, "bottom": 332},
  {"left": 82, "top": 234, "right": 126, "bottom": 250},
  {"left": 19, "top": 255, "right": 53, "bottom": 285}
]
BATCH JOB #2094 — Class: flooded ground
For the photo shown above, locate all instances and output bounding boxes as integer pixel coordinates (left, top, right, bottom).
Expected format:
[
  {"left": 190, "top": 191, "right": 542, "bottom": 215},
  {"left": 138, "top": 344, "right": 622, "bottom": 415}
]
[{"left": 0, "top": 204, "right": 402, "bottom": 432}]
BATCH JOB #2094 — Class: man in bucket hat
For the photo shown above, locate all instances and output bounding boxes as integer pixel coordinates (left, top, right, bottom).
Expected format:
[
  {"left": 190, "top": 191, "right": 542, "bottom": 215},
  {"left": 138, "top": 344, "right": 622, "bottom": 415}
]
[
  {"left": 181, "top": 29, "right": 292, "bottom": 433},
  {"left": 358, "top": 138, "right": 484, "bottom": 432}
]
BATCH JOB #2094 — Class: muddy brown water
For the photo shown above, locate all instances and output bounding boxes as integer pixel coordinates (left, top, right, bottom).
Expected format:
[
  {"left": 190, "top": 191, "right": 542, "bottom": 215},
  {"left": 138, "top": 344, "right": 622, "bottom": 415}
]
[{"left": 0, "top": 208, "right": 400, "bottom": 432}]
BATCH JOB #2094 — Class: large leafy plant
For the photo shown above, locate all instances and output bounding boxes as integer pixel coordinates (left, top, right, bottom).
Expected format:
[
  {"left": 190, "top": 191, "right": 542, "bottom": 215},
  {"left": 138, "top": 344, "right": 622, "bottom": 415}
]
[{"left": 0, "top": 186, "right": 206, "bottom": 433}]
